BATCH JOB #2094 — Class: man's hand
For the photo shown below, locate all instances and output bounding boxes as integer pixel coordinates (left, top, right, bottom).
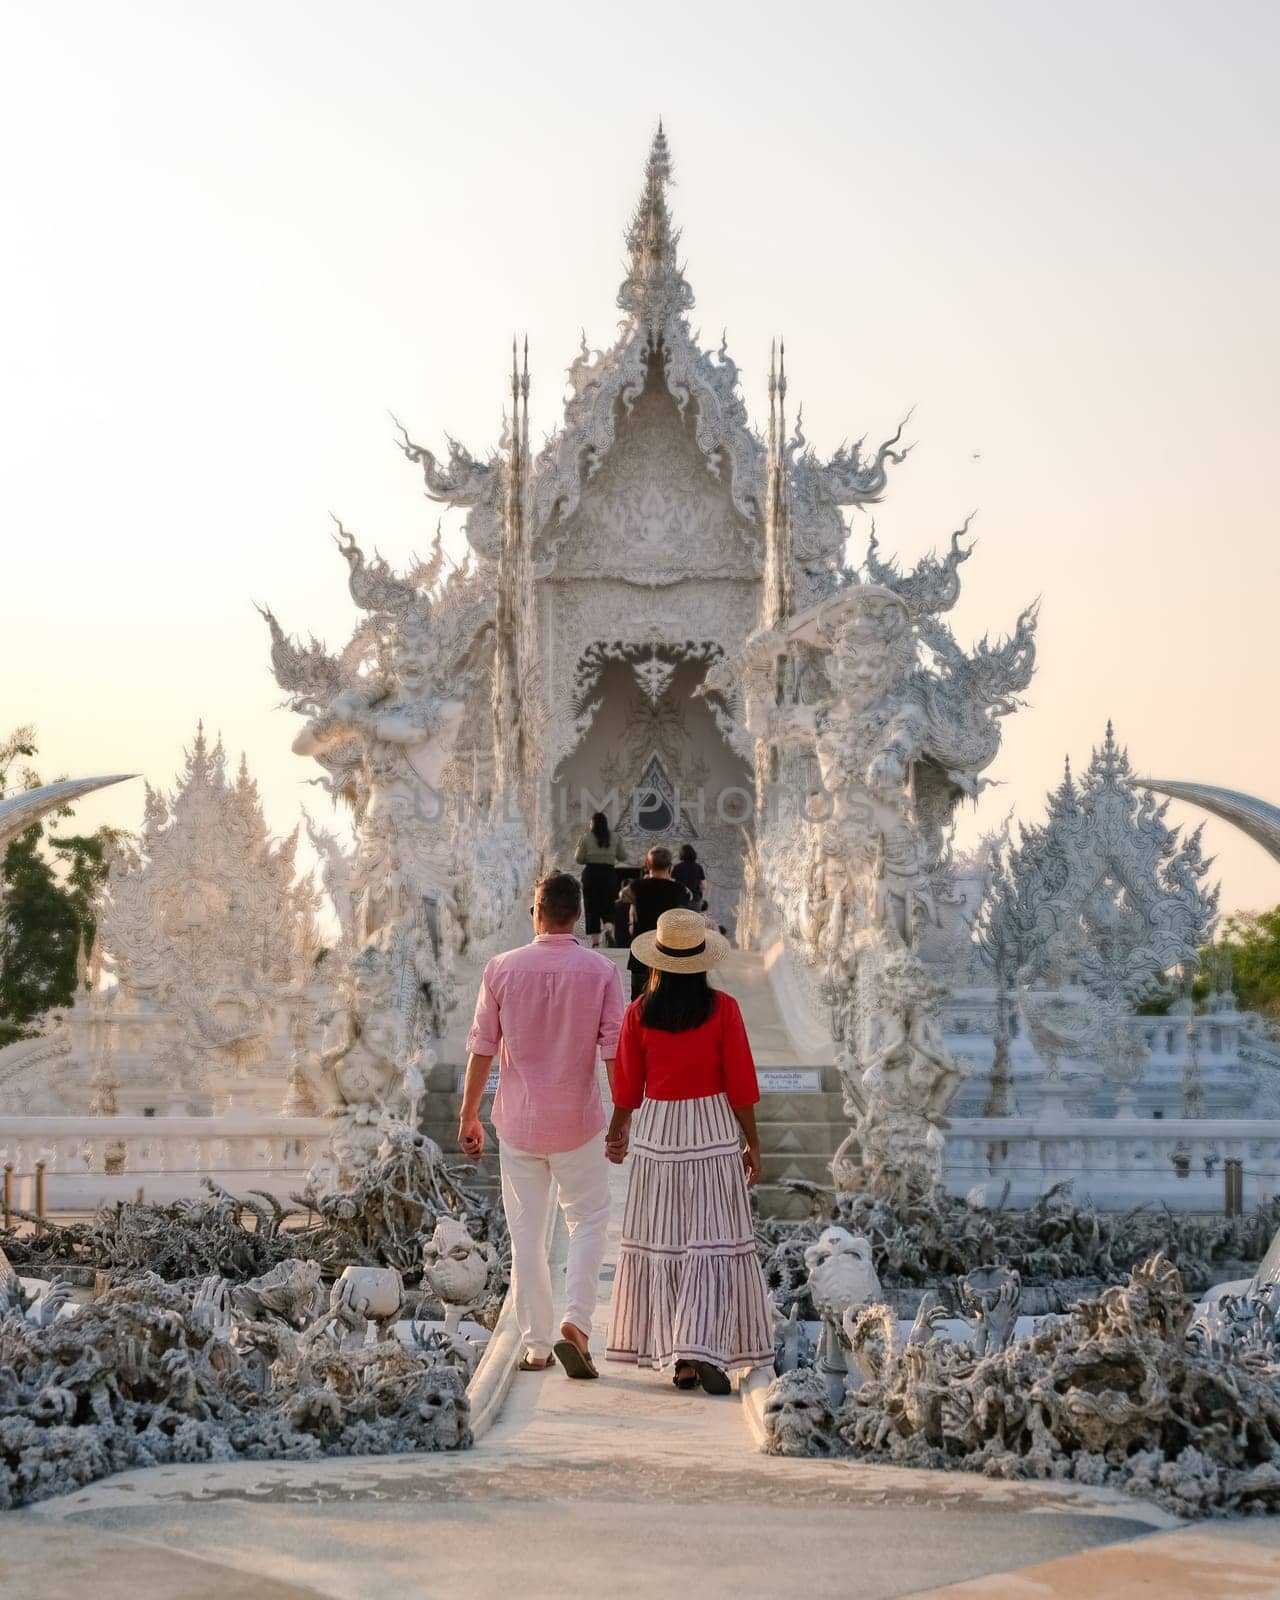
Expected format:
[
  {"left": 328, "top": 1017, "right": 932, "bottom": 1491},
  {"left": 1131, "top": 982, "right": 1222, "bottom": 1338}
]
[
  {"left": 459, "top": 1116, "right": 485, "bottom": 1163},
  {"left": 742, "top": 1142, "right": 762, "bottom": 1189}
]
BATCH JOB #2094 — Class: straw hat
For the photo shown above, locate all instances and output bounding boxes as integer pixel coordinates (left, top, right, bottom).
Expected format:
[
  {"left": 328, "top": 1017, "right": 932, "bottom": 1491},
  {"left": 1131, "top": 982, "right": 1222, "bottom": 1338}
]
[{"left": 630, "top": 907, "right": 729, "bottom": 974}]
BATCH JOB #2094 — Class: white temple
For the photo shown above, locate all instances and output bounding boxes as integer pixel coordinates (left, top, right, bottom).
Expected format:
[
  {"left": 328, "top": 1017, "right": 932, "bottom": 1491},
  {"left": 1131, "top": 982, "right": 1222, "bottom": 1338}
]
[
  {"left": 253, "top": 125, "right": 1037, "bottom": 1204},
  {"left": 4, "top": 128, "right": 1280, "bottom": 1215},
  {"left": 948, "top": 723, "right": 1280, "bottom": 1122},
  {"left": 0, "top": 728, "right": 326, "bottom": 1118}
]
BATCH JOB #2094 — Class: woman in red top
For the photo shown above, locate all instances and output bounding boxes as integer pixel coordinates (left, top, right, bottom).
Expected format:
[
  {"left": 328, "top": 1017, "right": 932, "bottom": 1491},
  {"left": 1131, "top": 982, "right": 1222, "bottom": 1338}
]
[{"left": 604, "top": 908, "right": 775, "bottom": 1393}]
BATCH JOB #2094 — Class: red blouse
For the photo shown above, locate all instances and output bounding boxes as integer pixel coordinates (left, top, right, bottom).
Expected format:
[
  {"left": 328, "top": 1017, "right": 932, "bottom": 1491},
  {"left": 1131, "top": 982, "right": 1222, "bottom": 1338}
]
[{"left": 612, "top": 992, "right": 760, "bottom": 1110}]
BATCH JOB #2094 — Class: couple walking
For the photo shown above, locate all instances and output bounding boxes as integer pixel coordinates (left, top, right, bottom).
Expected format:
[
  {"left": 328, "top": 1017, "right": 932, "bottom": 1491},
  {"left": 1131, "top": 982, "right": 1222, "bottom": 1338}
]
[{"left": 458, "top": 870, "right": 774, "bottom": 1392}]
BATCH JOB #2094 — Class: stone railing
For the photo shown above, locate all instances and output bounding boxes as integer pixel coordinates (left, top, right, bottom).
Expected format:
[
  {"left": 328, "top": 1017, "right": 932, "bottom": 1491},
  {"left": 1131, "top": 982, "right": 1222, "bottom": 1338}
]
[
  {"left": 945, "top": 1117, "right": 1280, "bottom": 1212},
  {"left": 0, "top": 1115, "right": 332, "bottom": 1213}
]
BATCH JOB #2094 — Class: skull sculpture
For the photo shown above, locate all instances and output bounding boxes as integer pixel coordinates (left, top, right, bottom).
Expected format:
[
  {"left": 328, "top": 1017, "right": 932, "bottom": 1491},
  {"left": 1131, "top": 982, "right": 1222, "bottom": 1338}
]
[
  {"left": 413, "top": 1364, "right": 472, "bottom": 1450},
  {"left": 761, "top": 1368, "right": 837, "bottom": 1457},
  {"left": 230, "top": 1259, "right": 323, "bottom": 1327},
  {"left": 334, "top": 1265, "right": 404, "bottom": 1340}
]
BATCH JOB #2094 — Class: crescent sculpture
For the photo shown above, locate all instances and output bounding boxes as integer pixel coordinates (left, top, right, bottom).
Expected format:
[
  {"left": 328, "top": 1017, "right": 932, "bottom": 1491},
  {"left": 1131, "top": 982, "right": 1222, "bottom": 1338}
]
[
  {"left": 0, "top": 775, "right": 136, "bottom": 854},
  {"left": 1137, "top": 779, "right": 1280, "bottom": 868}
]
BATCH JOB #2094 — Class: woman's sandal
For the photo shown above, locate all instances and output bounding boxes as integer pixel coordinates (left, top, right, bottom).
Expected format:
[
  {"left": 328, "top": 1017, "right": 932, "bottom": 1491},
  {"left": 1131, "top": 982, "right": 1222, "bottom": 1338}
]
[
  {"left": 691, "top": 1361, "right": 732, "bottom": 1396},
  {"left": 672, "top": 1362, "right": 699, "bottom": 1390}
]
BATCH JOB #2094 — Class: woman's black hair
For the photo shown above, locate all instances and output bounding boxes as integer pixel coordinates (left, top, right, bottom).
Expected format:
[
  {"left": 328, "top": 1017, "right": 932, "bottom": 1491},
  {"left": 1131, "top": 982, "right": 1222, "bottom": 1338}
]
[
  {"left": 640, "top": 967, "right": 717, "bottom": 1032},
  {"left": 590, "top": 810, "right": 610, "bottom": 847},
  {"left": 678, "top": 843, "right": 697, "bottom": 864}
]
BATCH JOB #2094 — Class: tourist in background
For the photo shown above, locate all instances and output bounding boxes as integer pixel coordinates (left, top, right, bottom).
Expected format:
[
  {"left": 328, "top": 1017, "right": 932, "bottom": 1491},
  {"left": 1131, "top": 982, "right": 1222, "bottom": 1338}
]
[
  {"left": 604, "top": 907, "right": 774, "bottom": 1393},
  {"left": 625, "top": 846, "right": 691, "bottom": 1000},
  {"left": 459, "top": 871, "right": 624, "bottom": 1379},
  {"left": 607, "top": 882, "right": 634, "bottom": 948},
  {"left": 574, "top": 810, "right": 627, "bottom": 949},
  {"left": 672, "top": 843, "right": 707, "bottom": 911}
]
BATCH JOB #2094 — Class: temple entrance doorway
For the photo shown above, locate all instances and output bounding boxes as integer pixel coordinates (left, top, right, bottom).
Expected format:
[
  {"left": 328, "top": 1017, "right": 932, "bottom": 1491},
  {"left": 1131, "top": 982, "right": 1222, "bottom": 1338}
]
[{"left": 549, "top": 643, "right": 752, "bottom": 936}]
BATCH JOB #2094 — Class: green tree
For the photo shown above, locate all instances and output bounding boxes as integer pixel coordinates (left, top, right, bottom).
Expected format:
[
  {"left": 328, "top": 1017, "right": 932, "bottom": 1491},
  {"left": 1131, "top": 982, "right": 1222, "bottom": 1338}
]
[
  {"left": 0, "top": 825, "right": 84, "bottom": 1042},
  {"left": 1217, "top": 906, "right": 1280, "bottom": 1022},
  {"left": 0, "top": 729, "right": 120, "bottom": 1046}
]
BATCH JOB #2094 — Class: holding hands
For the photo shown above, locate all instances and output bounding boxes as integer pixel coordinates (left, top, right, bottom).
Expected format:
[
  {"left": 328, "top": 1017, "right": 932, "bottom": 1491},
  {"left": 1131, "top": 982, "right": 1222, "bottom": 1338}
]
[{"left": 605, "top": 1110, "right": 631, "bottom": 1164}]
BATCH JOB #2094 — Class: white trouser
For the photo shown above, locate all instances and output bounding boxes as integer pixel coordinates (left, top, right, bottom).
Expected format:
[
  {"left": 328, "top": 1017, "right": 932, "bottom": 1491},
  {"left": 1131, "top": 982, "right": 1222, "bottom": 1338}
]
[{"left": 499, "top": 1132, "right": 612, "bottom": 1359}]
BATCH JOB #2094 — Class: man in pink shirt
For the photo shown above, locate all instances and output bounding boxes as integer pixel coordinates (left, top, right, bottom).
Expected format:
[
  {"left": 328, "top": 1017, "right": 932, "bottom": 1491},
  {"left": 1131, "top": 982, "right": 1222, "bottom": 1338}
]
[{"left": 459, "top": 870, "right": 624, "bottom": 1378}]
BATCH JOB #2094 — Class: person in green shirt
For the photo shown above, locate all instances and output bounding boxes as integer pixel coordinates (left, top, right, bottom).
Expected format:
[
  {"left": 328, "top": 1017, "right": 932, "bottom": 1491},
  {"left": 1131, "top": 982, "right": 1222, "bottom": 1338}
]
[{"left": 574, "top": 811, "right": 627, "bottom": 948}]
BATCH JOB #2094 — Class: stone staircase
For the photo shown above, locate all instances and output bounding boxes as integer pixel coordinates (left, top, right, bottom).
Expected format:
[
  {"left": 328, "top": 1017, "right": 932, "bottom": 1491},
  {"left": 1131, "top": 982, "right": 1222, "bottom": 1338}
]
[{"left": 429, "top": 943, "right": 843, "bottom": 1217}]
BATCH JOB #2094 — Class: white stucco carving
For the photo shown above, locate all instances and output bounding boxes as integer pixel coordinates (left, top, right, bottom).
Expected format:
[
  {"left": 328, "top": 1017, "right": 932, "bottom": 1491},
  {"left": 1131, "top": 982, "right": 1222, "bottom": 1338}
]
[
  {"left": 724, "top": 537, "right": 1036, "bottom": 1199},
  {"left": 0, "top": 732, "right": 323, "bottom": 1115},
  {"left": 976, "top": 724, "right": 1221, "bottom": 1108},
  {"left": 263, "top": 514, "right": 531, "bottom": 1170}
]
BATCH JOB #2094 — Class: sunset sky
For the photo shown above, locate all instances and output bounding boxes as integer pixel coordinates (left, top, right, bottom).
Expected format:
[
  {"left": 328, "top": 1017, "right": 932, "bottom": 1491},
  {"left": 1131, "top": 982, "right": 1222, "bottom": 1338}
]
[{"left": 3, "top": 0, "right": 1277, "bottom": 913}]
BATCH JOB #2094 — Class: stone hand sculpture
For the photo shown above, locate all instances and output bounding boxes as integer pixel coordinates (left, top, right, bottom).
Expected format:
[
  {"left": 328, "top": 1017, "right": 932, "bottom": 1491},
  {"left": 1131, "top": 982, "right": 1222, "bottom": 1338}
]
[
  {"left": 958, "top": 1265, "right": 1022, "bottom": 1356},
  {"left": 773, "top": 1301, "right": 816, "bottom": 1375}
]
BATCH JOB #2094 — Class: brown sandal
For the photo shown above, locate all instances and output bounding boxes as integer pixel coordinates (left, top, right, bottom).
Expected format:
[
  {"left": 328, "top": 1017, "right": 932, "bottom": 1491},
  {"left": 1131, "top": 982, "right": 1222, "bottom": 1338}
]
[
  {"left": 553, "top": 1338, "right": 599, "bottom": 1379},
  {"left": 518, "top": 1354, "right": 554, "bottom": 1371}
]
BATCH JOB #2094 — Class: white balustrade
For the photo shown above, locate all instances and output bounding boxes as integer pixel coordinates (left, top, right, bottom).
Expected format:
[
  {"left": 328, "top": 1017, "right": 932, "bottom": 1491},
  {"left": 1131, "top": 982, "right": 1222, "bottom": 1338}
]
[
  {"left": 0, "top": 1115, "right": 332, "bottom": 1212},
  {"left": 945, "top": 1117, "right": 1280, "bottom": 1211}
]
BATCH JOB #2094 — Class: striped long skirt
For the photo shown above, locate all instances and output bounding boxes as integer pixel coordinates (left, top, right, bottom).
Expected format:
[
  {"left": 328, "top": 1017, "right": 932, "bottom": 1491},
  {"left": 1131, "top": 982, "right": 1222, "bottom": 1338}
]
[{"left": 606, "top": 1093, "right": 776, "bottom": 1373}]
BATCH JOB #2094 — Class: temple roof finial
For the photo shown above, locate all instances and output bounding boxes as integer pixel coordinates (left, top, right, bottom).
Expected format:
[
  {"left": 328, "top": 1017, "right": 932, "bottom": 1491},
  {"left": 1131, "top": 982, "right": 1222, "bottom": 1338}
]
[{"left": 617, "top": 121, "right": 694, "bottom": 334}]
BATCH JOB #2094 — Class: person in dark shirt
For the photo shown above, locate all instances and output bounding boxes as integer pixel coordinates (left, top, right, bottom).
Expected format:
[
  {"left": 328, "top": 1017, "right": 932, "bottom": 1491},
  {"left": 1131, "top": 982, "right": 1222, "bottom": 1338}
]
[
  {"left": 626, "top": 846, "right": 692, "bottom": 1000},
  {"left": 672, "top": 843, "right": 707, "bottom": 911}
]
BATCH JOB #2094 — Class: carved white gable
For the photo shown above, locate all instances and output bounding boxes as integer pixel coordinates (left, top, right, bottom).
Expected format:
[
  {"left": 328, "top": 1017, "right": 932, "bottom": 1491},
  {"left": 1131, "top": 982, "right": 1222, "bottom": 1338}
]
[{"left": 542, "top": 364, "right": 760, "bottom": 588}]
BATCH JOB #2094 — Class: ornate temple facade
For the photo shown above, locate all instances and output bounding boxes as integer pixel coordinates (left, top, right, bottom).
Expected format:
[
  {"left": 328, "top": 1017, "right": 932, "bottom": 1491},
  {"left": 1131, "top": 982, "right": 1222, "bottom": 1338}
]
[
  {"left": 260, "top": 127, "right": 1038, "bottom": 1197},
  {"left": 951, "top": 724, "right": 1280, "bottom": 1121},
  {"left": 395, "top": 127, "right": 921, "bottom": 929},
  {"left": 0, "top": 729, "right": 325, "bottom": 1116}
]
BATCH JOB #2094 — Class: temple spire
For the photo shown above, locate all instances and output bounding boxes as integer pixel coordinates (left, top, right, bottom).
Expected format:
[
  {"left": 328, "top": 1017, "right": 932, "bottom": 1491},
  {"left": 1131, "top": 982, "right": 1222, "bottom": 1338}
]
[
  {"left": 762, "top": 339, "right": 794, "bottom": 629},
  {"left": 617, "top": 123, "right": 694, "bottom": 334},
  {"left": 493, "top": 337, "right": 535, "bottom": 794}
]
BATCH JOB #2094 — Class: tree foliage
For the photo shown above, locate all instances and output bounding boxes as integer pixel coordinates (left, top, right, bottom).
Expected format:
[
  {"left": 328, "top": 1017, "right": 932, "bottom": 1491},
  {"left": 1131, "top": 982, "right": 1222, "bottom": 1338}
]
[
  {"left": 1218, "top": 906, "right": 1280, "bottom": 1022},
  {"left": 0, "top": 729, "right": 118, "bottom": 1045}
]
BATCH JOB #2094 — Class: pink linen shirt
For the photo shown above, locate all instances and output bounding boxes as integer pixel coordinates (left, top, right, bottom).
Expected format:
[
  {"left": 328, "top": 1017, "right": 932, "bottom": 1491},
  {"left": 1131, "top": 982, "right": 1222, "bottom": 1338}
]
[{"left": 465, "top": 933, "right": 625, "bottom": 1154}]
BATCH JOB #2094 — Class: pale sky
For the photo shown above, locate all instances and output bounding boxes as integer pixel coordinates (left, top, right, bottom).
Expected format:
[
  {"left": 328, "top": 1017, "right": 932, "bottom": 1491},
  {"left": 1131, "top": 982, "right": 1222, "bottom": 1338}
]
[{"left": 2, "top": 0, "right": 1278, "bottom": 914}]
